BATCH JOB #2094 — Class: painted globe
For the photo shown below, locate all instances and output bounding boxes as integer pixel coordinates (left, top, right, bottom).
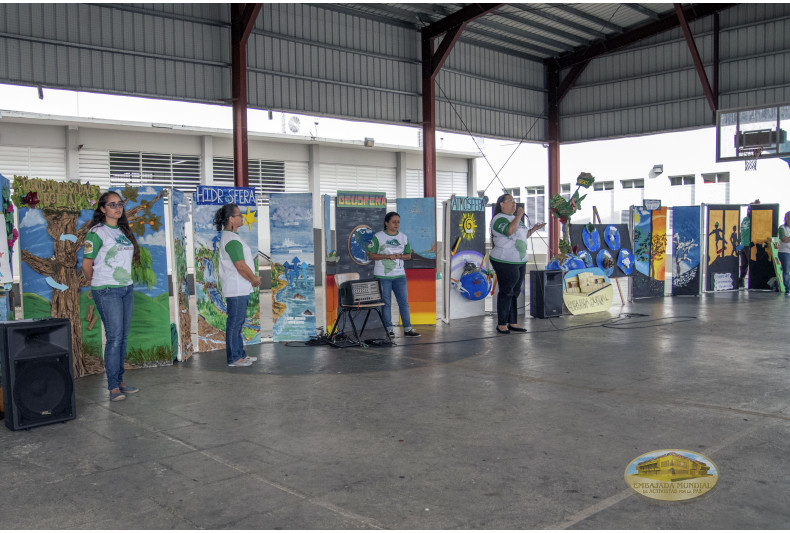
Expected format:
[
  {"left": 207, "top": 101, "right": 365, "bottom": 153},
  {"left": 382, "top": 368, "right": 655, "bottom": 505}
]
[{"left": 348, "top": 224, "right": 375, "bottom": 265}]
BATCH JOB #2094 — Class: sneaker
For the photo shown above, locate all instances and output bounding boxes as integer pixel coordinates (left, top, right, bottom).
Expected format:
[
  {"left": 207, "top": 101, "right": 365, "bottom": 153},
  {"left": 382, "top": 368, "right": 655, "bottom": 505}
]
[
  {"left": 403, "top": 329, "right": 421, "bottom": 337},
  {"left": 110, "top": 391, "right": 126, "bottom": 402},
  {"left": 243, "top": 356, "right": 257, "bottom": 362},
  {"left": 119, "top": 384, "right": 139, "bottom": 394},
  {"left": 228, "top": 358, "right": 253, "bottom": 367},
  {"left": 387, "top": 331, "right": 395, "bottom": 337}
]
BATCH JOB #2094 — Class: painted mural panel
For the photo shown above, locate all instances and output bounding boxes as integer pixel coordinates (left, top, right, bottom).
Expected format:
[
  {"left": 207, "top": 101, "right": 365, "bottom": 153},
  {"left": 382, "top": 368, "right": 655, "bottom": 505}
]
[
  {"left": 444, "top": 196, "right": 488, "bottom": 320},
  {"left": 170, "top": 188, "right": 193, "bottom": 360},
  {"left": 110, "top": 185, "right": 172, "bottom": 366},
  {"left": 269, "top": 193, "right": 316, "bottom": 341},
  {"left": 396, "top": 197, "right": 436, "bottom": 325},
  {"left": 671, "top": 206, "right": 701, "bottom": 296},
  {"left": 748, "top": 203, "right": 779, "bottom": 290},
  {"left": 569, "top": 223, "right": 633, "bottom": 278},
  {"left": 632, "top": 206, "right": 667, "bottom": 298},
  {"left": 13, "top": 176, "right": 103, "bottom": 377},
  {"left": 325, "top": 191, "right": 386, "bottom": 328},
  {"left": 193, "top": 186, "right": 260, "bottom": 352},
  {"left": 706, "top": 204, "right": 740, "bottom": 291},
  {"left": 0, "top": 174, "right": 15, "bottom": 323}
]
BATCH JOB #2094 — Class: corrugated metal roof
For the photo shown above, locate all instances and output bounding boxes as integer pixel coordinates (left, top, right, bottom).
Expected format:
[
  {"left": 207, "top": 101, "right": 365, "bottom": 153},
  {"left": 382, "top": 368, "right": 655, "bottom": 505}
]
[{"left": 328, "top": 3, "right": 680, "bottom": 62}]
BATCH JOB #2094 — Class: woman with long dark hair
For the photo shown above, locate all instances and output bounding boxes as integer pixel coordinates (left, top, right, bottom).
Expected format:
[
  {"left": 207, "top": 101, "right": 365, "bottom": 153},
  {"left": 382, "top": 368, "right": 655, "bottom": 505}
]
[
  {"left": 81, "top": 191, "right": 141, "bottom": 401},
  {"left": 214, "top": 203, "right": 261, "bottom": 367},
  {"left": 489, "top": 193, "right": 545, "bottom": 334},
  {"left": 366, "top": 211, "right": 420, "bottom": 337}
]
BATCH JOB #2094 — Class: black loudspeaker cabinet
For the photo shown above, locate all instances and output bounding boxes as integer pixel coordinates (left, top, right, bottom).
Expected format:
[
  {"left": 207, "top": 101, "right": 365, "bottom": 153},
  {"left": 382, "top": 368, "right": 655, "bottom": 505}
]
[
  {"left": 0, "top": 318, "right": 76, "bottom": 430},
  {"left": 529, "top": 270, "right": 564, "bottom": 319}
]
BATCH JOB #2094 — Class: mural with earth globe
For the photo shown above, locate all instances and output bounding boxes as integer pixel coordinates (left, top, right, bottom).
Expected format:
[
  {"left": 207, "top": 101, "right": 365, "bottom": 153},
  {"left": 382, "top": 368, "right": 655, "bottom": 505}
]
[{"left": 348, "top": 224, "right": 375, "bottom": 265}]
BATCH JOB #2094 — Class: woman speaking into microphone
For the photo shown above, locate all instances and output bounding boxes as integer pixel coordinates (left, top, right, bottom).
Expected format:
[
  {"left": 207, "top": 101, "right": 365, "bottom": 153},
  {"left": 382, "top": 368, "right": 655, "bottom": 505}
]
[{"left": 489, "top": 193, "right": 545, "bottom": 334}]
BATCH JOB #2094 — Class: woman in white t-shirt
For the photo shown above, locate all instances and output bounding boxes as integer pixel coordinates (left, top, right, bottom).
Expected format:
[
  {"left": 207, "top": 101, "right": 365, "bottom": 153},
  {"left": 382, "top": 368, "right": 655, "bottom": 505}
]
[
  {"left": 82, "top": 191, "right": 141, "bottom": 402},
  {"left": 489, "top": 193, "right": 545, "bottom": 334},
  {"left": 214, "top": 204, "right": 262, "bottom": 367},
  {"left": 366, "top": 212, "right": 420, "bottom": 337},
  {"left": 778, "top": 210, "right": 790, "bottom": 295}
]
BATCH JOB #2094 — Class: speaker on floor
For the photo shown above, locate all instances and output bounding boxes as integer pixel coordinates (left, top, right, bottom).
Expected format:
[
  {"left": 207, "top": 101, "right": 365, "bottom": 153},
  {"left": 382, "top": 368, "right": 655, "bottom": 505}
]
[
  {"left": 0, "top": 318, "right": 75, "bottom": 430},
  {"left": 529, "top": 270, "right": 564, "bottom": 319}
]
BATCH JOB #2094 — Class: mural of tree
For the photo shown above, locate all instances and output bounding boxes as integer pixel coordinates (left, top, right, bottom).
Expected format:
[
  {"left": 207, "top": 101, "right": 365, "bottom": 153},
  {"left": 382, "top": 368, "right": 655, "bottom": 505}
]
[
  {"left": 16, "top": 178, "right": 167, "bottom": 377},
  {"left": 650, "top": 231, "right": 667, "bottom": 279},
  {"left": 634, "top": 228, "right": 652, "bottom": 268},
  {"left": 673, "top": 233, "right": 699, "bottom": 277}
]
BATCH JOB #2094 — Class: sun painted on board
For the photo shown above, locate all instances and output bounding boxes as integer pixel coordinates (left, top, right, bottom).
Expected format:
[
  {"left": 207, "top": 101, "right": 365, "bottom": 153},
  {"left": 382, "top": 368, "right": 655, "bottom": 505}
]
[{"left": 460, "top": 212, "right": 477, "bottom": 240}]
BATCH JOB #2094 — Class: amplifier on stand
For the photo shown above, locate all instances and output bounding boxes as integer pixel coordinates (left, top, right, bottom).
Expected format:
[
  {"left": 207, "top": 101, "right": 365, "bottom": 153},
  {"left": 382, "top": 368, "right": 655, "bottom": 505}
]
[{"left": 338, "top": 279, "right": 383, "bottom": 306}]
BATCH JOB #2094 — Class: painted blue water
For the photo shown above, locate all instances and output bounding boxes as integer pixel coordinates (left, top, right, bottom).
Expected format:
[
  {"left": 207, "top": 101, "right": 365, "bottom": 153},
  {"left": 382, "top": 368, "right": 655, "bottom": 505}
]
[{"left": 272, "top": 265, "right": 316, "bottom": 340}]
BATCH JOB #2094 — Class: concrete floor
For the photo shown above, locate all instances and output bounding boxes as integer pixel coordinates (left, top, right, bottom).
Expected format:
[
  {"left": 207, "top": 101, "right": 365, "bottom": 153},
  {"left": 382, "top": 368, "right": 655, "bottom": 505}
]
[{"left": 1, "top": 291, "right": 789, "bottom": 529}]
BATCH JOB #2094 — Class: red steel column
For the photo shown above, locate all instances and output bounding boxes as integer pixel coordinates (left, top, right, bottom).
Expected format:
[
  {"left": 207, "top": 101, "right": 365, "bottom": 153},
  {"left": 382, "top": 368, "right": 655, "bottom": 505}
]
[
  {"left": 421, "top": 37, "right": 437, "bottom": 199},
  {"left": 230, "top": 4, "right": 262, "bottom": 187},
  {"left": 547, "top": 67, "right": 561, "bottom": 257}
]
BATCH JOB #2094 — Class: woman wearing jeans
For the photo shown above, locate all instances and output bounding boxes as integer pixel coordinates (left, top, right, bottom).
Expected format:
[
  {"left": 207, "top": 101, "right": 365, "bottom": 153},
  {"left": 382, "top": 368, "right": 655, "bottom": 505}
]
[
  {"left": 778, "top": 210, "right": 790, "bottom": 295},
  {"left": 489, "top": 193, "right": 545, "bottom": 334},
  {"left": 366, "top": 212, "right": 420, "bottom": 337},
  {"left": 82, "top": 191, "right": 140, "bottom": 402},
  {"left": 214, "top": 204, "right": 261, "bottom": 367}
]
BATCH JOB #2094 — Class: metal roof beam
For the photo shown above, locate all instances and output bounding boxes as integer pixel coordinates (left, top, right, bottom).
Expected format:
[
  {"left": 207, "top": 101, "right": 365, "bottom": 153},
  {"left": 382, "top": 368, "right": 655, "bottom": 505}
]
[
  {"left": 623, "top": 3, "right": 662, "bottom": 20},
  {"left": 463, "top": 25, "right": 563, "bottom": 56},
  {"left": 510, "top": 3, "right": 608, "bottom": 39},
  {"left": 549, "top": 3, "right": 738, "bottom": 69},
  {"left": 308, "top": 4, "right": 418, "bottom": 30},
  {"left": 422, "top": 3, "right": 503, "bottom": 39},
  {"left": 674, "top": 3, "right": 716, "bottom": 112},
  {"left": 488, "top": 8, "right": 592, "bottom": 45},
  {"left": 551, "top": 4, "right": 625, "bottom": 33}
]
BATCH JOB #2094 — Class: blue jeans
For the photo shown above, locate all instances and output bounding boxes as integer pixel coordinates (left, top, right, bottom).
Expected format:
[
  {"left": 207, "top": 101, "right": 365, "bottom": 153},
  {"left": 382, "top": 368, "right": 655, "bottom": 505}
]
[
  {"left": 778, "top": 252, "right": 790, "bottom": 294},
  {"left": 378, "top": 277, "right": 412, "bottom": 330},
  {"left": 92, "top": 285, "right": 134, "bottom": 391},
  {"left": 491, "top": 260, "right": 526, "bottom": 326},
  {"left": 225, "top": 295, "right": 249, "bottom": 363}
]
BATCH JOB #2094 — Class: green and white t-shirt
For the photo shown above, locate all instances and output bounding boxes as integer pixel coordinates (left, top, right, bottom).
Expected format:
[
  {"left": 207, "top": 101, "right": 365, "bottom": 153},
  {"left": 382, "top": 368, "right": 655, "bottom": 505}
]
[
  {"left": 367, "top": 230, "right": 411, "bottom": 278},
  {"left": 218, "top": 230, "right": 254, "bottom": 297},
  {"left": 83, "top": 224, "right": 134, "bottom": 288},
  {"left": 489, "top": 213, "right": 529, "bottom": 264},
  {"left": 779, "top": 224, "right": 790, "bottom": 253}
]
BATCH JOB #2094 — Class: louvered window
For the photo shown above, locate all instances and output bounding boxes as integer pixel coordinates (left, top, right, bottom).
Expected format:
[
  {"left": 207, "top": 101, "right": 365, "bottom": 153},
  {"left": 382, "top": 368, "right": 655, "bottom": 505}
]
[
  {"left": 109, "top": 151, "right": 201, "bottom": 193},
  {"left": 213, "top": 157, "right": 285, "bottom": 205}
]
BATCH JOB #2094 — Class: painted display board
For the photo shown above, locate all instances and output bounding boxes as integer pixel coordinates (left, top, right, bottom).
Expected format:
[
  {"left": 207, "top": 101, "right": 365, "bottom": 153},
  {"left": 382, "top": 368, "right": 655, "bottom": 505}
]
[
  {"left": 396, "top": 197, "right": 436, "bottom": 325},
  {"left": 443, "top": 196, "right": 488, "bottom": 320},
  {"left": 170, "top": 188, "right": 193, "bottom": 361},
  {"left": 632, "top": 206, "right": 667, "bottom": 298},
  {"left": 325, "top": 191, "right": 386, "bottom": 329},
  {"left": 562, "top": 267, "right": 613, "bottom": 315},
  {"left": 568, "top": 223, "right": 634, "bottom": 278},
  {"left": 0, "top": 174, "right": 15, "bottom": 322},
  {"left": 671, "top": 206, "right": 702, "bottom": 296},
  {"left": 323, "top": 194, "right": 333, "bottom": 258},
  {"left": 748, "top": 203, "right": 779, "bottom": 290},
  {"left": 13, "top": 176, "right": 103, "bottom": 377},
  {"left": 109, "top": 185, "right": 172, "bottom": 367},
  {"left": 193, "top": 186, "right": 260, "bottom": 352},
  {"left": 269, "top": 192, "right": 316, "bottom": 341},
  {"left": 706, "top": 205, "right": 741, "bottom": 291}
]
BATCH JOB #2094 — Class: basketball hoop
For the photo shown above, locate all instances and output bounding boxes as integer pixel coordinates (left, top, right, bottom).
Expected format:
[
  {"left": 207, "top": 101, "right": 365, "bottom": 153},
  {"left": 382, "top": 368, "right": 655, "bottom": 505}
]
[{"left": 744, "top": 148, "right": 761, "bottom": 171}]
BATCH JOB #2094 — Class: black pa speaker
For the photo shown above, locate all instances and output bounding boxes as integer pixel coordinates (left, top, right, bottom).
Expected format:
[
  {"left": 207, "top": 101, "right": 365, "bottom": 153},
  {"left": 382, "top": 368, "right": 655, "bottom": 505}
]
[
  {"left": 529, "top": 270, "right": 564, "bottom": 319},
  {"left": 0, "top": 318, "right": 75, "bottom": 430}
]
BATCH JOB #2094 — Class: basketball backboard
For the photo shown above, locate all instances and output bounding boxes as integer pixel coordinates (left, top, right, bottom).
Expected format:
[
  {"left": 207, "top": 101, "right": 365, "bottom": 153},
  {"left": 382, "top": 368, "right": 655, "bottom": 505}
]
[{"left": 716, "top": 102, "right": 790, "bottom": 162}]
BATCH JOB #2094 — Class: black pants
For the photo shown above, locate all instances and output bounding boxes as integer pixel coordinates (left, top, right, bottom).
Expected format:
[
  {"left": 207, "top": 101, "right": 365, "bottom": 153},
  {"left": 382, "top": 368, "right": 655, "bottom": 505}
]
[
  {"left": 738, "top": 248, "right": 750, "bottom": 285},
  {"left": 491, "top": 260, "right": 526, "bottom": 326}
]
